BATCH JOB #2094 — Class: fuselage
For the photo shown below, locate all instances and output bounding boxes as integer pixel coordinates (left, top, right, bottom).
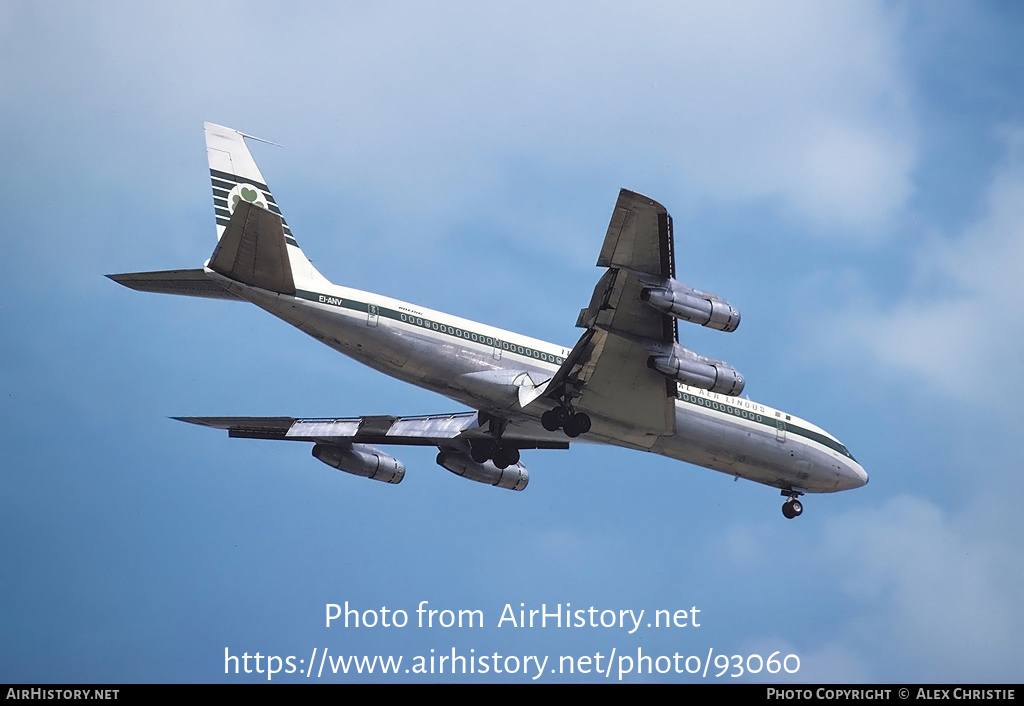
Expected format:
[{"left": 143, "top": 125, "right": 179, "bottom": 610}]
[{"left": 209, "top": 266, "right": 868, "bottom": 496}]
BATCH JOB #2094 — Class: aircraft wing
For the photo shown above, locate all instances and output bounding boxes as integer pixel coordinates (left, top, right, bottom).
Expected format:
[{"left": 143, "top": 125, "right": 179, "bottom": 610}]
[
  {"left": 543, "top": 190, "right": 679, "bottom": 448},
  {"left": 176, "top": 412, "right": 569, "bottom": 450},
  {"left": 589, "top": 188, "right": 677, "bottom": 341}
]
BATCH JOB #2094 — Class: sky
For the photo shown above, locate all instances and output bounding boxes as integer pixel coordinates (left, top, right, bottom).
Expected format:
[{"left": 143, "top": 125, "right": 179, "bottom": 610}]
[{"left": 2, "top": 1, "right": 1023, "bottom": 684}]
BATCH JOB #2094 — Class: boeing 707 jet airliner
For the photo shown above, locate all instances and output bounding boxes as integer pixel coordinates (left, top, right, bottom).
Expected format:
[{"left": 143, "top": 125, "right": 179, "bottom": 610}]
[{"left": 109, "top": 123, "right": 867, "bottom": 519}]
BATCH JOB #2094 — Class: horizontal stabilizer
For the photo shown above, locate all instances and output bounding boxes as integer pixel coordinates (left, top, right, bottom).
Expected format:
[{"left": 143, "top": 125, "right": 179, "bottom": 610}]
[
  {"left": 208, "top": 200, "right": 296, "bottom": 295},
  {"left": 106, "top": 269, "right": 242, "bottom": 300}
]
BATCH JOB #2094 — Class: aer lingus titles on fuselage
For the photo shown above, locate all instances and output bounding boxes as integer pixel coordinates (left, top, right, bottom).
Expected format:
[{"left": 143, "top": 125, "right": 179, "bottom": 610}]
[{"left": 108, "top": 122, "right": 867, "bottom": 519}]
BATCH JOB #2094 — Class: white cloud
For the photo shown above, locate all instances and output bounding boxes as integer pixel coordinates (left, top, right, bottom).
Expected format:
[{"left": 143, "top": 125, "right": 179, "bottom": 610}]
[
  {"left": 2, "top": 1, "right": 917, "bottom": 233},
  {"left": 822, "top": 496, "right": 1024, "bottom": 681},
  {"left": 328, "top": 0, "right": 918, "bottom": 230},
  {"left": 801, "top": 133, "right": 1024, "bottom": 682},
  {"left": 830, "top": 132, "right": 1024, "bottom": 401},
  {"left": 729, "top": 495, "right": 1024, "bottom": 682}
]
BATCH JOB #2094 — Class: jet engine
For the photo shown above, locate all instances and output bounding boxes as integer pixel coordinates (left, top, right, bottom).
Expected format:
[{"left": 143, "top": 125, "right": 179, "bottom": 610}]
[
  {"left": 647, "top": 343, "right": 745, "bottom": 396},
  {"left": 312, "top": 443, "right": 405, "bottom": 484},
  {"left": 640, "top": 280, "right": 740, "bottom": 332},
  {"left": 435, "top": 450, "right": 529, "bottom": 491}
]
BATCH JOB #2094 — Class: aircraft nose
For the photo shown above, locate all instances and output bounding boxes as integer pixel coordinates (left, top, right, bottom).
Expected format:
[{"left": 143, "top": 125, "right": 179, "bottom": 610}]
[{"left": 843, "top": 460, "right": 868, "bottom": 489}]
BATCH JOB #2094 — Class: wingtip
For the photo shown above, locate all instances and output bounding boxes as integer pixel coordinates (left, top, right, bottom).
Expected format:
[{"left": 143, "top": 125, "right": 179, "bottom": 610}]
[{"left": 106, "top": 273, "right": 134, "bottom": 289}]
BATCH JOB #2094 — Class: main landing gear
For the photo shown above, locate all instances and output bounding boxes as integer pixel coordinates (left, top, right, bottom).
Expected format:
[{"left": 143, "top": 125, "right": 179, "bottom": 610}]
[
  {"left": 469, "top": 439, "right": 520, "bottom": 469},
  {"left": 781, "top": 490, "right": 804, "bottom": 519},
  {"left": 541, "top": 404, "right": 592, "bottom": 438}
]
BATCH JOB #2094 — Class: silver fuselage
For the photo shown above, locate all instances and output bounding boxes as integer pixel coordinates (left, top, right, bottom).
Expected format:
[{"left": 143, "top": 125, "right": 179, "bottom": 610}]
[{"left": 212, "top": 269, "right": 867, "bottom": 495}]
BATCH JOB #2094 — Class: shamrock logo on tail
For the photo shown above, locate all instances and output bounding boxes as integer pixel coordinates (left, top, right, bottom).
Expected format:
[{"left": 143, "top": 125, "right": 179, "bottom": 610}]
[{"left": 226, "top": 183, "right": 268, "bottom": 213}]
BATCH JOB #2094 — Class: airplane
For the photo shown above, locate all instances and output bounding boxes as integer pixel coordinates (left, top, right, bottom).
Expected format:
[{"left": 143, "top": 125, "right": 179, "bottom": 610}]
[{"left": 109, "top": 122, "right": 868, "bottom": 519}]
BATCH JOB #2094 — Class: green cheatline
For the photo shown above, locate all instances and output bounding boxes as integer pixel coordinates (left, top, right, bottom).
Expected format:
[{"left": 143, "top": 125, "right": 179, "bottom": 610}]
[
  {"left": 677, "top": 391, "right": 855, "bottom": 460},
  {"left": 294, "top": 289, "right": 565, "bottom": 366}
]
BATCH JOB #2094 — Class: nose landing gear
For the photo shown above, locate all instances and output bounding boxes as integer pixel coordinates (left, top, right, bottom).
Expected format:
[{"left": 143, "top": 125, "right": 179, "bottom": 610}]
[{"left": 781, "top": 490, "right": 804, "bottom": 519}]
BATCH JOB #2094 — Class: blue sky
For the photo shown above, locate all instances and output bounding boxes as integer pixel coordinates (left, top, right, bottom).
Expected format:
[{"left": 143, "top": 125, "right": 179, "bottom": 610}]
[{"left": 2, "top": 1, "right": 1023, "bottom": 683}]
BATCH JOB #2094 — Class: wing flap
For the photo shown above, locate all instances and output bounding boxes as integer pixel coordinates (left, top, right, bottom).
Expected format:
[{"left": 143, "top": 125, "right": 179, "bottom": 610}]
[
  {"left": 174, "top": 416, "right": 295, "bottom": 439},
  {"left": 573, "top": 331, "right": 675, "bottom": 434},
  {"left": 176, "top": 413, "right": 569, "bottom": 450}
]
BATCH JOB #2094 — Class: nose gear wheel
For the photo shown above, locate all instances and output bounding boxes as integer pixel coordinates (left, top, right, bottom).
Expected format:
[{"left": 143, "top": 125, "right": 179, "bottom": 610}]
[{"left": 781, "top": 490, "right": 804, "bottom": 519}]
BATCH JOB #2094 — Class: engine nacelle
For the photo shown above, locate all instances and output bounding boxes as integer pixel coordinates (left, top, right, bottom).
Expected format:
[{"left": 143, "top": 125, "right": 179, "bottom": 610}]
[
  {"left": 435, "top": 450, "right": 529, "bottom": 491},
  {"left": 647, "top": 343, "right": 745, "bottom": 396},
  {"left": 312, "top": 443, "right": 405, "bottom": 484},
  {"left": 640, "top": 280, "right": 740, "bottom": 332}
]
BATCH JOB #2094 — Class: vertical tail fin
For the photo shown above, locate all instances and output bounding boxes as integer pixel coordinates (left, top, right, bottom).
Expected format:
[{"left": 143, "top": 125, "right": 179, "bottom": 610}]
[
  {"left": 204, "top": 123, "right": 329, "bottom": 289},
  {"left": 109, "top": 123, "right": 329, "bottom": 299},
  {"left": 204, "top": 122, "right": 298, "bottom": 248}
]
